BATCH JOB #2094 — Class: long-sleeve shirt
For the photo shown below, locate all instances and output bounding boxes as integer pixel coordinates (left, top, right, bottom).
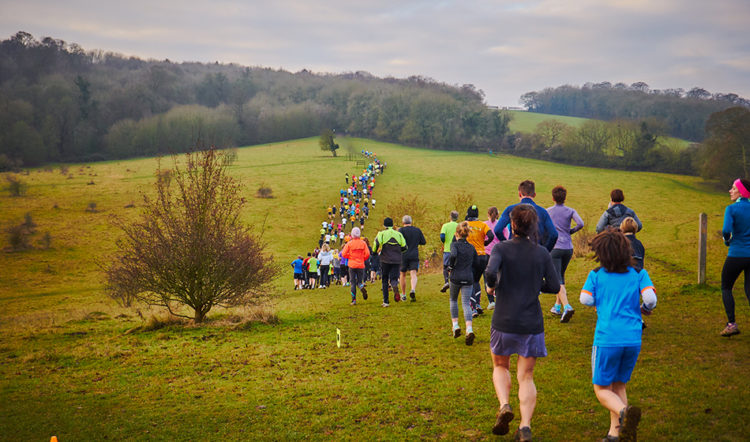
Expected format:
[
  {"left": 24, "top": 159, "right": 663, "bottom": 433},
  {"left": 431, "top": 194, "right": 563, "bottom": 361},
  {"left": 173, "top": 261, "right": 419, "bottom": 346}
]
[
  {"left": 374, "top": 227, "right": 407, "bottom": 264},
  {"left": 547, "top": 204, "right": 584, "bottom": 250},
  {"left": 485, "top": 237, "right": 560, "bottom": 334},
  {"left": 495, "top": 198, "right": 558, "bottom": 251},
  {"left": 595, "top": 203, "right": 642, "bottom": 233},
  {"left": 723, "top": 198, "right": 750, "bottom": 257},
  {"left": 448, "top": 238, "right": 478, "bottom": 285}
]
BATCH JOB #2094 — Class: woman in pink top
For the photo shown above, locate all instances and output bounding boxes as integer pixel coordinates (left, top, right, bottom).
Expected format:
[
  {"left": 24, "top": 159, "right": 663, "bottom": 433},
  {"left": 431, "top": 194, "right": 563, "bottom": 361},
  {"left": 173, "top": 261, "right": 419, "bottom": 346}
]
[{"left": 484, "top": 207, "right": 502, "bottom": 310}]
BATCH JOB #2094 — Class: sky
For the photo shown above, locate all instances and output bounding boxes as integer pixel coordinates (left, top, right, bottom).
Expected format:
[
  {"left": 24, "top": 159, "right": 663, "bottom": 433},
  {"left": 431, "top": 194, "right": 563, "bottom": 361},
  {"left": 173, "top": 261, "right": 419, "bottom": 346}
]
[{"left": 2, "top": 0, "right": 749, "bottom": 107}]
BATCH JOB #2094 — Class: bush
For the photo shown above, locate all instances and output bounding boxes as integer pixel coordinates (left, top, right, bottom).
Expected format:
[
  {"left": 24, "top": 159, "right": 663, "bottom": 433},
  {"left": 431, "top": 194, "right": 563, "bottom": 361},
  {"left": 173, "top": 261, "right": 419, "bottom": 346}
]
[
  {"left": 38, "top": 232, "right": 52, "bottom": 249},
  {"left": 5, "top": 175, "right": 27, "bottom": 197},
  {"left": 573, "top": 227, "right": 595, "bottom": 258},
  {"left": 106, "top": 149, "right": 281, "bottom": 323},
  {"left": 86, "top": 202, "right": 98, "bottom": 212},
  {"left": 256, "top": 185, "right": 273, "bottom": 198},
  {"left": 6, "top": 223, "right": 32, "bottom": 251}
]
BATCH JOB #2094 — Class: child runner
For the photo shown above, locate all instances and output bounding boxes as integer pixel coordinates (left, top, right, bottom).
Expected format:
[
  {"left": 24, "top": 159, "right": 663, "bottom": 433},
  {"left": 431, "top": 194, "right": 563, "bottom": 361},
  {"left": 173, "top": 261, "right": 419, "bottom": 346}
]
[
  {"left": 448, "top": 221, "right": 479, "bottom": 345},
  {"left": 621, "top": 217, "right": 644, "bottom": 271},
  {"left": 341, "top": 227, "right": 370, "bottom": 305},
  {"left": 580, "top": 228, "right": 657, "bottom": 442}
]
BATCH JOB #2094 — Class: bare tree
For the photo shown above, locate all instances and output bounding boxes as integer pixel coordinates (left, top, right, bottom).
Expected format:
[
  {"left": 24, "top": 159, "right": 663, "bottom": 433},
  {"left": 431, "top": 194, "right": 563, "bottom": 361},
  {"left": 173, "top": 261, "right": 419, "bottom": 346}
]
[{"left": 105, "top": 149, "right": 280, "bottom": 322}]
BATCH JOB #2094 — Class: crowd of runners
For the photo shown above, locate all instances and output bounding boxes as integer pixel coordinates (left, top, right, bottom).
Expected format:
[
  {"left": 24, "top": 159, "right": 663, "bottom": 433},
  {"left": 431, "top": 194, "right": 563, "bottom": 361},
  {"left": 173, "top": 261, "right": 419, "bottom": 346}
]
[
  {"left": 288, "top": 151, "right": 750, "bottom": 441},
  {"left": 290, "top": 151, "right": 385, "bottom": 296}
]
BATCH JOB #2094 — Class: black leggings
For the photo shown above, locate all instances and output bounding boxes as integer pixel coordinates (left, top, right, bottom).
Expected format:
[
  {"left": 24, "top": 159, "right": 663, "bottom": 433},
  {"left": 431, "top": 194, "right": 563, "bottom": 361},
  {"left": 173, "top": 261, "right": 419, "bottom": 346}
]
[{"left": 721, "top": 256, "right": 750, "bottom": 323}]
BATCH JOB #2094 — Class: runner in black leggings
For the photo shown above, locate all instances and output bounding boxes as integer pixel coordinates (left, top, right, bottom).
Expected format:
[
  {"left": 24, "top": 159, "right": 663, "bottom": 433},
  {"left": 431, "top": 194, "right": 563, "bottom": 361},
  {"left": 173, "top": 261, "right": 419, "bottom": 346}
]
[{"left": 720, "top": 178, "right": 750, "bottom": 337}]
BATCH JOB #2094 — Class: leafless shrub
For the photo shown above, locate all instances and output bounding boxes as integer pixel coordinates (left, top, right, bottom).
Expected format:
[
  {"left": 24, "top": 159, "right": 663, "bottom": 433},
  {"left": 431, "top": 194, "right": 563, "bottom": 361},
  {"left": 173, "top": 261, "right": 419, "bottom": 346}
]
[
  {"left": 573, "top": 227, "right": 596, "bottom": 258},
  {"left": 449, "top": 191, "right": 475, "bottom": 214},
  {"left": 105, "top": 149, "right": 281, "bottom": 323},
  {"left": 6, "top": 223, "right": 32, "bottom": 251},
  {"left": 5, "top": 175, "right": 27, "bottom": 197},
  {"left": 38, "top": 232, "right": 52, "bottom": 249},
  {"left": 256, "top": 184, "right": 274, "bottom": 198},
  {"left": 23, "top": 213, "right": 36, "bottom": 231},
  {"left": 385, "top": 195, "right": 428, "bottom": 228}
]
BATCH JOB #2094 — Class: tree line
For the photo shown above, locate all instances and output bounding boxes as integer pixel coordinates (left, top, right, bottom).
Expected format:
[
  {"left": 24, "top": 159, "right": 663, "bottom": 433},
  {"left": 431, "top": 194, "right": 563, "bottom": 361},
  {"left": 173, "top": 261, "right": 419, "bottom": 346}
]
[
  {"left": 0, "top": 31, "right": 509, "bottom": 170},
  {"left": 0, "top": 31, "right": 746, "bottom": 184},
  {"left": 521, "top": 82, "right": 749, "bottom": 142}
]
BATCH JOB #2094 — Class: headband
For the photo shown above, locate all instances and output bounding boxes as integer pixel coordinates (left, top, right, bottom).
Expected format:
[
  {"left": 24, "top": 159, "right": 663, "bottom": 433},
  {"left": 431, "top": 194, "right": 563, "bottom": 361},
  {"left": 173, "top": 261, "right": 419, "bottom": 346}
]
[{"left": 735, "top": 179, "right": 750, "bottom": 199}]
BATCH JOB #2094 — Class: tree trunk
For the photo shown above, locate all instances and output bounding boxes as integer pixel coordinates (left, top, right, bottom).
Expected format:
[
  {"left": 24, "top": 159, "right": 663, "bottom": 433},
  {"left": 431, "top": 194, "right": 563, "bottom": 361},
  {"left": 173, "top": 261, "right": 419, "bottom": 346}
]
[{"left": 194, "top": 309, "right": 205, "bottom": 323}]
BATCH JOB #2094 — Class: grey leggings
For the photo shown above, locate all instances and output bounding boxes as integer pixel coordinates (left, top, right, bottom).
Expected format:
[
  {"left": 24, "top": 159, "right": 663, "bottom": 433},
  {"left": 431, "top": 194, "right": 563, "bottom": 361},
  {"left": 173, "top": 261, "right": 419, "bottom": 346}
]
[{"left": 449, "top": 281, "right": 474, "bottom": 322}]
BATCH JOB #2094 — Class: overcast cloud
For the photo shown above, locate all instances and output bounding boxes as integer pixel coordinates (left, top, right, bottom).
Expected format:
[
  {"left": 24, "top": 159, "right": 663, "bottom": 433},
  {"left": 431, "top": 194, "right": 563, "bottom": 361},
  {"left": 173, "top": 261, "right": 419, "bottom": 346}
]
[{"left": 1, "top": 0, "right": 749, "bottom": 106}]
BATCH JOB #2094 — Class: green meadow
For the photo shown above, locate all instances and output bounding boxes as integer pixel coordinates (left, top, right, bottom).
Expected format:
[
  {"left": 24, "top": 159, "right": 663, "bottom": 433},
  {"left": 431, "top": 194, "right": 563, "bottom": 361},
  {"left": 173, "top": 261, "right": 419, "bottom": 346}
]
[{"left": 1, "top": 138, "right": 747, "bottom": 441}]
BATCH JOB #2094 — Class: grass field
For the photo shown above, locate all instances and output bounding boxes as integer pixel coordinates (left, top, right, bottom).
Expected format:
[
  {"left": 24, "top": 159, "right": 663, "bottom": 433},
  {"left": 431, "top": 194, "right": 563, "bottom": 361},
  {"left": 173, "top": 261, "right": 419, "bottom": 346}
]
[
  {"left": 1, "top": 138, "right": 747, "bottom": 440},
  {"left": 508, "top": 110, "right": 693, "bottom": 149}
]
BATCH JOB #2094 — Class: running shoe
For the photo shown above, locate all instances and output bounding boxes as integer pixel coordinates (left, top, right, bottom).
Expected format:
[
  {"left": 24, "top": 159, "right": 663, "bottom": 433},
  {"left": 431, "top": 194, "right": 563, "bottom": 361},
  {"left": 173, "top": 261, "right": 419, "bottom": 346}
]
[
  {"left": 465, "top": 332, "right": 475, "bottom": 346},
  {"left": 561, "top": 307, "right": 575, "bottom": 323},
  {"left": 600, "top": 435, "right": 619, "bottom": 442},
  {"left": 394, "top": 286, "right": 401, "bottom": 302},
  {"left": 472, "top": 309, "right": 479, "bottom": 318},
  {"left": 492, "top": 403, "right": 514, "bottom": 435},
  {"left": 487, "top": 302, "right": 495, "bottom": 310},
  {"left": 721, "top": 322, "right": 740, "bottom": 337},
  {"left": 381, "top": 303, "right": 390, "bottom": 307},
  {"left": 618, "top": 405, "right": 641, "bottom": 442},
  {"left": 550, "top": 305, "right": 562, "bottom": 316},
  {"left": 453, "top": 327, "right": 461, "bottom": 338},
  {"left": 360, "top": 285, "right": 368, "bottom": 300},
  {"left": 476, "top": 306, "right": 484, "bottom": 315},
  {"left": 410, "top": 291, "right": 416, "bottom": 302},
  {"left": 514, "top": 426, "right": 532, "bottom": 441},
  {"left": 350, "top": 299, "right": 356, "bottom": 306},
  {"left": 440, "top": 282, "right": 450, "bottom": 293}
]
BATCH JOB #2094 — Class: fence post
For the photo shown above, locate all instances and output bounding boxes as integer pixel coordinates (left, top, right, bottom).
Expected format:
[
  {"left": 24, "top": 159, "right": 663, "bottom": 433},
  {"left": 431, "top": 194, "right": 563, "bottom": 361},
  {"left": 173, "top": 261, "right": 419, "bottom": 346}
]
[{"left": 698, "top": 213, "right": 707, "bottom": 284}]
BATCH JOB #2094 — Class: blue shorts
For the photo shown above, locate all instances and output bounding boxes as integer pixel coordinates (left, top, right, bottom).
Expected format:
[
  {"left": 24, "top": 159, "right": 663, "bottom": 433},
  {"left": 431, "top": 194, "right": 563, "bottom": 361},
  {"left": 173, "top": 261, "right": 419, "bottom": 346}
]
[{"left": 591, "top": 345, "right": 641, "bottom": 386}]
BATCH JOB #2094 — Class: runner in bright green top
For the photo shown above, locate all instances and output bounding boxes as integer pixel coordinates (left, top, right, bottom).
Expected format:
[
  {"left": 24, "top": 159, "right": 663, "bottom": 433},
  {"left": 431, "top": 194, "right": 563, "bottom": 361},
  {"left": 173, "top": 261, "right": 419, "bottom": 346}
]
[
  {"left": 307, "top": 256, "right": 319, "bottom": 289},
  {"left": 440, "top": 211, "right": 460, "bottom": 290}
]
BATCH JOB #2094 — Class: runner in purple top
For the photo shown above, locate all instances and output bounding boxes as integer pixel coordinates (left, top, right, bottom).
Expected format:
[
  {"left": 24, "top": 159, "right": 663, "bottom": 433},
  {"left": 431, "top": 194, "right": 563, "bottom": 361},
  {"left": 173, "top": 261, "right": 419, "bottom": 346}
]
[{"left": 547, "top": 186, "right": 584, "bottom": 323}]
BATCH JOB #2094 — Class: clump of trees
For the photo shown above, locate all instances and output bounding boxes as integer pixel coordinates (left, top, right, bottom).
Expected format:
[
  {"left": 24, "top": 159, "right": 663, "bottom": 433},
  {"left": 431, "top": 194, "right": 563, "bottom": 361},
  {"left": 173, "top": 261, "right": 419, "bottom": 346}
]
[
  {"left": 521, "top": 82, "right": 749, "bottom": 141},
  {"left": 498, "top": 118, "right": 696, "bottom": 174},
  {"left": 105, "top": 149, "right": 280, "bottom": 322},
  {"left": 696, "top": 107, "right": 750, "bottom": 186}
]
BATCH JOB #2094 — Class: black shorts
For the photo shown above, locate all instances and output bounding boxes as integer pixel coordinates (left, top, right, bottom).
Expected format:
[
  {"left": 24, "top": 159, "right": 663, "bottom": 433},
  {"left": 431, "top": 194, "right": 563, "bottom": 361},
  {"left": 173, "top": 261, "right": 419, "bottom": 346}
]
[
  {"left": 293, "top": 273, "right": 303, "bottom": 280},
  {"left": 400, "top": 257, "right": 420, "bottom": 272}
]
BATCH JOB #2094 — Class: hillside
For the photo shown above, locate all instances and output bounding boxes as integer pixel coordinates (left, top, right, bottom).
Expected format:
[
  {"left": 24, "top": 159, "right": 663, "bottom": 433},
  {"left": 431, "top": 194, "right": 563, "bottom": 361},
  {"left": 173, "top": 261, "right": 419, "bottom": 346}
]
[
  {"left": 1, "top": 140, "right": 747, "bottom": 440},
  {"left": 508, "top": 110, "right": 693, "bottom": 149}
]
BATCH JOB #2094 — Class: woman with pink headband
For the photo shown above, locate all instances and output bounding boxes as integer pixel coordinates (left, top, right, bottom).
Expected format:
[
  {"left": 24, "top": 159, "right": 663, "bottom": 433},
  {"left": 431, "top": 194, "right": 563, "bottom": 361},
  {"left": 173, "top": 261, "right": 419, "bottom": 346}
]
[{"left": 720, "top": 178, "right": 750, "bottom": 336}]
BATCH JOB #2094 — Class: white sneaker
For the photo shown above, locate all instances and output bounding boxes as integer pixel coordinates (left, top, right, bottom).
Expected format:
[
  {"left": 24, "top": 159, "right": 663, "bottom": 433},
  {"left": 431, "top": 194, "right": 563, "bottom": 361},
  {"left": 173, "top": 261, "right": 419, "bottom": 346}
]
[
  {"left": 381, "top": 303, "right": 390, "bottom": 307},
  {"left": 487, "top": 302, "right": 495, "bottom": 310}
]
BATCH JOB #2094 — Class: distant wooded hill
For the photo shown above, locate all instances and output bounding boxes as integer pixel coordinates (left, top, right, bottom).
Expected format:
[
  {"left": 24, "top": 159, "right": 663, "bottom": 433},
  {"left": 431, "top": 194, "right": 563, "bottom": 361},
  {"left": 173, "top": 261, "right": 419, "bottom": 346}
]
[
  {"left": 520, "top": 83, "right": 748, "bottom": 142},
  {"left": 0, "top": 31, "right": 508, "bottom": 169}
]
